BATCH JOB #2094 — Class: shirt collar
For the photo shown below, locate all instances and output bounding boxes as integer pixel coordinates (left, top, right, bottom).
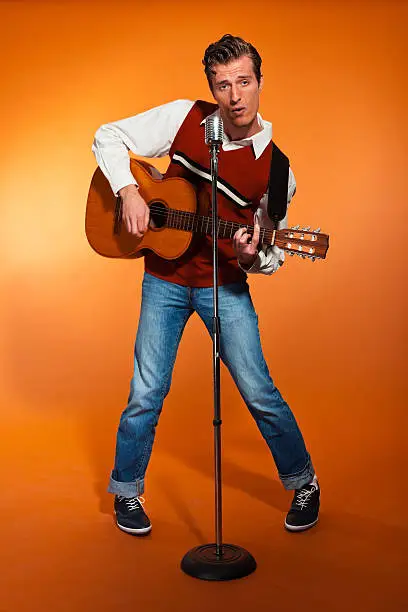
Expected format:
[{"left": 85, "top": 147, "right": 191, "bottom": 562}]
[{"left": 200, "top": 107, "right": 272, "bottom": 160}]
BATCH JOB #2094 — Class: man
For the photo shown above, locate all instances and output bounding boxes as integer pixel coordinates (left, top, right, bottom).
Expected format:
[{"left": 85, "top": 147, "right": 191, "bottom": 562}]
[{"left": 92, "top": 34, "right": 320, "bottom": 536}]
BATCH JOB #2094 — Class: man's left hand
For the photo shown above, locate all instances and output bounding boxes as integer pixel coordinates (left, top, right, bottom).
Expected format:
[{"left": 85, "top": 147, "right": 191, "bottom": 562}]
[{"left": 233, "top": 220, "right": 260, "bottom": 269}]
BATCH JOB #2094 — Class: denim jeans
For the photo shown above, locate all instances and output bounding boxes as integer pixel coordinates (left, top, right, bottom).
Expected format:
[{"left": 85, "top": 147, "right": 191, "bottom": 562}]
[{"left": 108, "top": 272, "right": 314, "bottom": 497}]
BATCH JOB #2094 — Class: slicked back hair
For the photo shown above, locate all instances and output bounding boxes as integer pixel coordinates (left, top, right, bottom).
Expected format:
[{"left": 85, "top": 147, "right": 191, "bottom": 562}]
[{"left": 202, "top": 34, "right": 262, "bottom": 91}]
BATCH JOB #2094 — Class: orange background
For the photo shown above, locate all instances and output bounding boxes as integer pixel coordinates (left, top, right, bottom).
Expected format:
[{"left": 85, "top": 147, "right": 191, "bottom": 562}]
[{"left": 0, "top": 1, "right": 406, "bottom": 610}]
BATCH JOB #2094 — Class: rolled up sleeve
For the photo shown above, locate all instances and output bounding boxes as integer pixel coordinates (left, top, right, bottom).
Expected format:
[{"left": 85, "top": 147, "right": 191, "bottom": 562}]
[{"left": 92, "top": 99, "right": 194, "bottom": 195}]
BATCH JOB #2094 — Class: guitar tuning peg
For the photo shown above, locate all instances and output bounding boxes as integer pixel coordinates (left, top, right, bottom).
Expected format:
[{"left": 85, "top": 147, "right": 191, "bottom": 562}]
[
  {"left": 302, "top": 226, "right": 311, "bottom": 231},
  {"left": 291, "top": 224, "right": 300, "bottom": 230},
  {"left": 311, "top": 257, "right": 316, "bottom": 262},
  {"left": 288, "top": 251, "right": 294, "bottom": 256},
  {"left": 314, "top": 228, "right": 321, "bottom": 233}
]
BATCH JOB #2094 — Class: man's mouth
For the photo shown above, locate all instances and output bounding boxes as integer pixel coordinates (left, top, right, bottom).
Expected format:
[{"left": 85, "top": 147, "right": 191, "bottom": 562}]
[{"left": 231, "top": 107, "right": 246, "bottom": 115}]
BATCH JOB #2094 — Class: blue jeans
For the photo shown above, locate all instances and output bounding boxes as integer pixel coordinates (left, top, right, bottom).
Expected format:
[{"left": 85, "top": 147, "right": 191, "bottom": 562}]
[{"left": 108, "top": 272, "right": 314, "bottom": 497}]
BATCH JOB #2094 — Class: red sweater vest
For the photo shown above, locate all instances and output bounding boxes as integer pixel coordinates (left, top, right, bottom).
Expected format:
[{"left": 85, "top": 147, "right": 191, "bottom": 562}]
[{"left": 144, "top": 100, "right": 272, "bottom": 287}]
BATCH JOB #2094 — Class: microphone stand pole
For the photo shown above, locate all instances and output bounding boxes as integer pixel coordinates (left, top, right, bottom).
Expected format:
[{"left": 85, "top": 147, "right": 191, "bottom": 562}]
[
  {"left": 180, "top": 136, "right": 257, "bottom": 581},
  {"left": 210, "top": 140, "right": 223, "bottom": 558}
]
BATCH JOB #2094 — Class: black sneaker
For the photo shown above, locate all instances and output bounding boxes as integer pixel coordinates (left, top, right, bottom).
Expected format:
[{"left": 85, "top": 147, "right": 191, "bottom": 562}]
[
  {"left": 284, "top": 481, "right": 320, "bottom": 532},
  {"left": 114, "top": 495, "right": 152, "bottom": 535}
]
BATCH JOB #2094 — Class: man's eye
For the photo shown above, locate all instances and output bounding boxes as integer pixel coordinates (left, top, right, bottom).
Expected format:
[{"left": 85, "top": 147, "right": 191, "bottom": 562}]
[{"left": 241, "top": 80, "right": 249, "bottom": 86}]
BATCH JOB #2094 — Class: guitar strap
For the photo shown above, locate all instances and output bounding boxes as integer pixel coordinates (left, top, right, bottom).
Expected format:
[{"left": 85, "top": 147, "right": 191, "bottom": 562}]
[{"left": 267, "top": 141, "right": 290, "bottom": 229}]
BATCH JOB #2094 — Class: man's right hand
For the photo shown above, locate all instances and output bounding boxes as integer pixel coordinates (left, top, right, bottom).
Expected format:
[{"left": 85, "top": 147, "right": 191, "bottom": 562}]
[{"left": 118, "top": 184, "right": 150, "bottom": 238}]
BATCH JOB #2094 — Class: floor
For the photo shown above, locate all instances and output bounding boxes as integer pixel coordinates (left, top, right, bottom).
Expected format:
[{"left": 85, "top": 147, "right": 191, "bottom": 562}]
[{"left": 1, "top": 389, "right": 405, "bottom": 612}]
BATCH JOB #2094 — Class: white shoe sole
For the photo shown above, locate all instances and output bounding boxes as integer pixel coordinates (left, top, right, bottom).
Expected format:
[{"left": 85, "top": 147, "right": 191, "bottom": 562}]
[
  {"left": 284, "top": 518, "right": 318, "bottom": 532},
  {"left": 116, "top": 520, "right": 152, "bottom": 535}
]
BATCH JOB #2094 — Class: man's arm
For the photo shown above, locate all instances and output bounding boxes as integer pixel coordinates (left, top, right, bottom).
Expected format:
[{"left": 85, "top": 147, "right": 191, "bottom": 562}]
[
  {"left": 91, "top": 99, "right": 194, "bottom": 236},
  {"left": 235, "top": 166, "right": 296, "bottom": 275},
  {"left": 92, "top": 99, "right": 194, "bottom": 195}
]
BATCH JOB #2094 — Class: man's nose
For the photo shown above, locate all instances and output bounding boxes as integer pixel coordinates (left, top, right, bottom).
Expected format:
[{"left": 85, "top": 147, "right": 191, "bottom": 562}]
[{"left": 230, "top": 86, "right": 241, "bottom": 104}]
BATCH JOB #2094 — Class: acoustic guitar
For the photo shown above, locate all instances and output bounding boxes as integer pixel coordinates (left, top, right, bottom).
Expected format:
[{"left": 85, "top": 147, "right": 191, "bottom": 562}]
[{"left": 85, "top": 159, "right": 329, "bottom": 261}]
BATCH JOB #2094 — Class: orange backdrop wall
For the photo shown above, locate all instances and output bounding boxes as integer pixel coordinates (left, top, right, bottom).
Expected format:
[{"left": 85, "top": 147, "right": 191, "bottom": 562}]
[{"left": 0, "top": 1, "right": 406, "bottom": 610}]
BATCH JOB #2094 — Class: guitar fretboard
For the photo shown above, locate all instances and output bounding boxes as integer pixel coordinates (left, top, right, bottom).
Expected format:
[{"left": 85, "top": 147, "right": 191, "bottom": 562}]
[{"left": 163, "top": 207, "right": 274, "bottom": 246}]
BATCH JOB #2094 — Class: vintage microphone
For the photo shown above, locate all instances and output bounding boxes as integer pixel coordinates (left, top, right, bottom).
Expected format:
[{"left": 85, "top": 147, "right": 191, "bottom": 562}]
[{"left": 180, "top": 115, "right": 257, "bottom": 581}]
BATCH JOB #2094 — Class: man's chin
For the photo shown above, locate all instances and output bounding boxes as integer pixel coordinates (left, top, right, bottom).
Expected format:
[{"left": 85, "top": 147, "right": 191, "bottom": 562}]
[
  {"left": 230, "top": 114, "right": 248, "bottom": 125},
  {"left": 229, "top": 111, "right": 256, "bottom": 128}
]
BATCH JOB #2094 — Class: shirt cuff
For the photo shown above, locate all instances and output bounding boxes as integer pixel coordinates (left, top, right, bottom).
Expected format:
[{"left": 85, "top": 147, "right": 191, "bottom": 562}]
[
  {"left": 238, "top": 246, "right": 285, "bottom": 275},
  {"left": 112, "top": 176, "right": 138, "bottom": 197}
]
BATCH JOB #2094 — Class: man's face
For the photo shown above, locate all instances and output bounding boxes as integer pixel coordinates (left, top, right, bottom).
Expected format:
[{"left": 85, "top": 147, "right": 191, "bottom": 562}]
[{"left": 210, "top": 55, "right": 263, "bottom": 139}]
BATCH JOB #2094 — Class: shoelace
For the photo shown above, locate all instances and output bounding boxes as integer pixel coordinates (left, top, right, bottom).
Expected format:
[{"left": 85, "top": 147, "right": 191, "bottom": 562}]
[
  {"left": 294, "top": 486, "right": 316, "bottom": 510},
  {"left": 118, "top": 496, "right": 146, "bottom": 511}
]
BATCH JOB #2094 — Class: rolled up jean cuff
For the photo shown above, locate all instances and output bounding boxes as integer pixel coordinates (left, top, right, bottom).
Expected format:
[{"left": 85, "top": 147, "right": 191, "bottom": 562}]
[
  {"left": 279, "top": 455, "right": 315, "bottom": 491},
  {"left": 107, "top": 475, "right": 145, "bottom": 498}
]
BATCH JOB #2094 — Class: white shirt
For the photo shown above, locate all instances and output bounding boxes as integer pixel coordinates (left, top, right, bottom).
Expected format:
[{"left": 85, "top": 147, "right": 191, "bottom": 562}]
[{"left": 92, "top": 99, "right": 296, "bottom": 275}]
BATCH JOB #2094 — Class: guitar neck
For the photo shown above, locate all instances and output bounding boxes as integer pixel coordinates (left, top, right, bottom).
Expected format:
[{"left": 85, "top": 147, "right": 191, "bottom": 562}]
[
  {"left": 148, "top": 203, "right": 329, "bottom": 260},
  {"left": 166, "top": 208, "right": 274, "bottom": 245}
]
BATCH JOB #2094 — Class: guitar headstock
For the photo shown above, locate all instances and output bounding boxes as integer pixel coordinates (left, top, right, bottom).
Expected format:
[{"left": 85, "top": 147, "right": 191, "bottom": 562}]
[{"left": 274, "top": 226, "right": 329, "bottom": 261}]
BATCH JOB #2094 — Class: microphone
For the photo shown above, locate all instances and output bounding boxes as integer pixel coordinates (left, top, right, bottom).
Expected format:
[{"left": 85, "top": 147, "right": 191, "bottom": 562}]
[{"left": 205, "top": 114, "right": 224, "bottom": 146}]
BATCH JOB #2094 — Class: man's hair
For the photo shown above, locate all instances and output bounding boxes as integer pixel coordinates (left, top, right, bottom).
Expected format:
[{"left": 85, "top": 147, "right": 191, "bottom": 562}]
[{"left": 202, "top": 34, "right": 262, "bottom": 90}]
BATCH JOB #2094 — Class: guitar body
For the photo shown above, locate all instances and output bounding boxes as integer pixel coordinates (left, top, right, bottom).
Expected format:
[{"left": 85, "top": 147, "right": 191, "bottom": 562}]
[{"left": 85, "top": 159, "right": 202, "bottom": 259}]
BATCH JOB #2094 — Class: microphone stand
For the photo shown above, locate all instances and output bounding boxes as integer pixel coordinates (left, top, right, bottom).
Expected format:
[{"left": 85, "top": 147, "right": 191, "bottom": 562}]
[{"left": 180, "top": 130, "right": 257, "bottom": 581}]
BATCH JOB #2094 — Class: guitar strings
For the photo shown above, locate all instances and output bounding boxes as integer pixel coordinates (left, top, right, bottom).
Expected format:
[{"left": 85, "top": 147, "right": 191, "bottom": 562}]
[
  {"left": 143, "top": 204, "right": 325, "bottom": 250},
  {"left": 146, "top": 204, "right": 273, "bottom": 241}
]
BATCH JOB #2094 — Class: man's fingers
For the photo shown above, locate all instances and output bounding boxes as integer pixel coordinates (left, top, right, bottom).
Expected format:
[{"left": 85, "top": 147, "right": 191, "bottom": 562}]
[
  {"left": 233, "top": 224, "right": 261, "bottom": 254},
  {"left": 232, "top": 223, "right": 260, "bottom": 265},
  {"left": 137, "top": 205, "right": 151, "bottom": 235},
  {"left": 235, "top": 227, "right": 247, "bottom": 238},
  {"left": 136, "top": 215, "right": 145, "bottom": 236},
  {"left": 125, "top": 215, "right": 143, "bottom": 237},
  {"left": 234, "top": 227, "right": 247, "bottom": 244},
  {"left": 252, "top": 221, "right": 260, "bottom": 249},
  {"left": 121, "top": 192, "right": 149, "bottom": 236},
  {"left": 125, "top": 216, "right": 133, "bottom": 234},
  {"left": 131, "top": 208, "right": 150, "bottom": 236}
]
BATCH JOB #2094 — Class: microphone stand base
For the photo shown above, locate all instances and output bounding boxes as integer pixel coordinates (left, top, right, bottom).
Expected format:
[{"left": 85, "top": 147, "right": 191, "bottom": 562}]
[{"left": 181, "top": 543, "right": 257, "bottom": 581}]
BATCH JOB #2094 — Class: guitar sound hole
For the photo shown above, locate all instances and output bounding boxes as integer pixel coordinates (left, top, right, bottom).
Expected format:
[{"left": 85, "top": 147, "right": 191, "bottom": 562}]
[{"left": 149, "top": 201, "right": 168, "bottom": 229}]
